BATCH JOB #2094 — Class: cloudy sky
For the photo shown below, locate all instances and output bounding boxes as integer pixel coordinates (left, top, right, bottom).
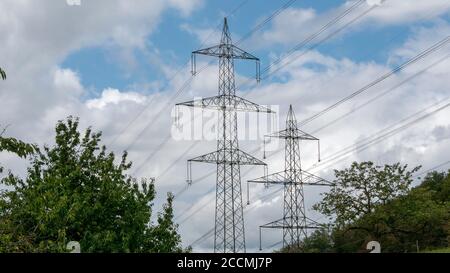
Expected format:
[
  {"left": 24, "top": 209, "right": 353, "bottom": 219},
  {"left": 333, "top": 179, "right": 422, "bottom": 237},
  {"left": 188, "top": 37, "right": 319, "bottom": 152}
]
[{"left": 1, "top": 0, "right": 450, "bottom": 252}]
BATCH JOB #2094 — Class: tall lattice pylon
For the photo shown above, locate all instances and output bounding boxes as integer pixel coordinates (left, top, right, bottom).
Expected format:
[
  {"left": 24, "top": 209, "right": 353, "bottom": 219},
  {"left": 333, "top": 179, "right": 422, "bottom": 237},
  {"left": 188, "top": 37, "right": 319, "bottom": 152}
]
[
  {"left": 176, "top": 18, "right": 273, "bottom": 253},
  {"left": 248, "top": 105, "right": 333, "bottom": 250}
]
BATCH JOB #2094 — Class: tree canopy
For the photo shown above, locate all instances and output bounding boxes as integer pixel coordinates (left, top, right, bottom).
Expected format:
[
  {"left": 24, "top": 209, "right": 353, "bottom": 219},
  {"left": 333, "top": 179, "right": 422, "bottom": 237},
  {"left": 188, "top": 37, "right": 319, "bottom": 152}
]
[
  {"left": 294, "top": 161, "right": 450, "bottom": 253},
  {"left": 0, "top": 67, "right": 5, "bottom": 80},
  {"left": 313, "top": 161, "right": 420, "bottom": 228},
  {"left": 0, "top": 126, "right": 36, "bottom": 173},
  {"left": 0, "top": 117, "right": 185, "bottom": 253}
]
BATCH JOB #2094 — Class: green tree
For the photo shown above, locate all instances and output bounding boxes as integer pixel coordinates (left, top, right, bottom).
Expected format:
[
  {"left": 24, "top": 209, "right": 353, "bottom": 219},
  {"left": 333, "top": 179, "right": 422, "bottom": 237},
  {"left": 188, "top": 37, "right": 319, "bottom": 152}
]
[
  {"left": 314, "top": 161, "right": 420, "bottom": 229},
  {"left": 374, "top": 187, "right": 448, "bottom": 252},
  {"left": 419, "top": 170, "right": 450, "bottom": 203},
  {"left": 0, "top": 117, "right": 185, "bottom": 253},
  {"left": 0, "top": 126, "right": 36, "bottom": 173},
  {"left": 280, "top": 228, "right": 334, "bottom": 253},
  {"left": 0, "top": 67, "right": 5, "bottom": 80},
  {"left": 313, "top": 162, "right": 450, "bottom": 253},
  {"left": 142, "top": 193, "right": 188, "bottom": 253},
  {"left": 331, "top": 184, "right": 449, "bottom": 253}
]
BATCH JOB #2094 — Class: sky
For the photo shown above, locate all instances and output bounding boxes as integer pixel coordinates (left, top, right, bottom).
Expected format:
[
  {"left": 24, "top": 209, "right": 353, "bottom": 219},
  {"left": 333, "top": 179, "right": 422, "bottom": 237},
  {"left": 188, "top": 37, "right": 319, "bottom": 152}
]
[{"left": 1, "top": 0, "right": 450, "bottom": 252}]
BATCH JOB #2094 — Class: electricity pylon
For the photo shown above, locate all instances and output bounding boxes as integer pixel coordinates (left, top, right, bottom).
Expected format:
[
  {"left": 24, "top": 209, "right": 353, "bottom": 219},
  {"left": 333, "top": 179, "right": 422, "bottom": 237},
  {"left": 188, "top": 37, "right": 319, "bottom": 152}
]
[
  {"left": 248, "top": 105, "right": 333, "bottom": 250},
  {"left": 176, "top": 18, "right": 273, "bottom": 253}
]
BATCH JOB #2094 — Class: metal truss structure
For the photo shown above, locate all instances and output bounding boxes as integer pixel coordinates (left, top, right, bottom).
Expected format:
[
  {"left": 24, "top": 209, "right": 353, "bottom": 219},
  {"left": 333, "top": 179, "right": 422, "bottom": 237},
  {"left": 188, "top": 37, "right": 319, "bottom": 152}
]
[
  {"left": 176, "top": 18, "right": 273, "bottom": 253},
  {"left": 248, "top": 105, "right": 333, "bottom": 250}
]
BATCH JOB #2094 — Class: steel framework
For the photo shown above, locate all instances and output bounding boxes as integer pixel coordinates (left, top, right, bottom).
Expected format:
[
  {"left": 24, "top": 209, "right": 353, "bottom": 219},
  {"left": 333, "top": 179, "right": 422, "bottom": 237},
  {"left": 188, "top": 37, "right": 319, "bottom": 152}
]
[
  {"left": 176, "top": 18, "right": 273, "bottom": 253},
  {"left": 248, "top": 105, "right": 333, "bottom": 250}
]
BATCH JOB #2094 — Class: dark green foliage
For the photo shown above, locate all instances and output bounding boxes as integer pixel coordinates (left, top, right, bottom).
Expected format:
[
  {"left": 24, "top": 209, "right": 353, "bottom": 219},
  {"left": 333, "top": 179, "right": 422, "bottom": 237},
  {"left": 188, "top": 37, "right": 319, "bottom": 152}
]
[
  {"left": 0, "top": 117, "right": 185, "bottom": 253},
  {"left": 279, "top": 228, "right": 334, "bottom": 253},
  {"left": 419, "top": 170, "right": 450, "bottom": 203},
  {"left": 314, "top": 161, "right": 420, "bottom": 228},
  {"left": 0, "top": 67, "right": 5, "bottom": 80},
  {"left": 309, "top": 162, "right": 449, "bottom": 253},
  {"left": 0, "top": 126, "right": 37, "bottom": 173}
]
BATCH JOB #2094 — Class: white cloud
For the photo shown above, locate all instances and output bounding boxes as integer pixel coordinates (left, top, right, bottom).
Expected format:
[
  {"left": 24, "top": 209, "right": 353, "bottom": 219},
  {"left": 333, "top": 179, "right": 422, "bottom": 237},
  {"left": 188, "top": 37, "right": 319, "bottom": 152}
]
[
  {"left": 86, "top": 88, "right": 147, "bottom": 109},
  {"left": 180, "top": 23, "right": 221, "bottom": 45},
  {"left": 53, "top": 68, "right": 84, "bottom": 97},
  {"left": 367, "top": 0, "right": 450, "bottom": 25},
  {"left": 247, "top": 0, "right": 450, "bottom": 48}
]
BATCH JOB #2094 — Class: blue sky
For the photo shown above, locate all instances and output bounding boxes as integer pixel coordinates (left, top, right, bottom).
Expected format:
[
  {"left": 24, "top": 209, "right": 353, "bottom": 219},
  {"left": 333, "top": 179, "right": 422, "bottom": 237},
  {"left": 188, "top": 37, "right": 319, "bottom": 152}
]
[{"left": 61, "top": 0, "right": 422, "bottom": 94}]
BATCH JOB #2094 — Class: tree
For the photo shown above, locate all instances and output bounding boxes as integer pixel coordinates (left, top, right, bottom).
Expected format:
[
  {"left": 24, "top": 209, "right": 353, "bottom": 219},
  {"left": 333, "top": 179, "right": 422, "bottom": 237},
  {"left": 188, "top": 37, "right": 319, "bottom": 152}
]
[
  {"left": 0, "top": 117, "right": 185, "bottom": 253},
  {"left": 420, "top": 170, "right": 450, "bottom": 203},
  {"left": 142, "top": 193, "right": 189, "bottom": 253},
  {"left": 312, "top": 161, "right": 450, "bottom": 253},
  {"left": 0, "top": 125, "right": 36, "bottom": 173},
  {"left": 330, "top": 184, "right": 449, "bottom": 253},
  {"left": 279, "top": 228, "right": 334, "bottom": 253},
  {"left": 375, "top": 187, "right": 448, "bottom": 252},
  {"left": 0, "top": 67, "right": 5, "bottom": 80},
  {"left": 0, "top": 126, "right": 37, "bottom": 251},
  {"left": 314, "top": 161, "right": 420, "bottom": 229}
]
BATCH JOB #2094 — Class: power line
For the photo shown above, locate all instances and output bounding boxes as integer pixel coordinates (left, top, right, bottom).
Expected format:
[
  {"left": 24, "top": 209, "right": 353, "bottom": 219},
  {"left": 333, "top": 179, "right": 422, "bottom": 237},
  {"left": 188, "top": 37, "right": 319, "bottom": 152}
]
[
  {"left": 262, "top": 0, "right": 378, "bottom": 80},
  {"left": 310, "top": 54, "right": 450, "bottom": 134},
  {"left": 185, "top": 91, "right": 450, "bottom": 248},
  {"left": 247, "top": 105, "right": 331, "bottom": 249},
  {"left": 185, "top": 14, "right": 450, "bottom": 254},
  {"left": 130, "top": 0, "right": 303, "bottom": 176},
  {"left": 123, "top": 63, "right": 211, "bottom": 153},
  {"left": 236, "top": 0, "right": 299, "bottom": 44},
  {"left": 297, "top": 35, "right": 450, "bottom": 127},
  {"left": 176, "top": 50, "right": 450, "bottom": 249},
  {"left": 108, "top": 0, "right": 251, "bottom": 149},
  {"left": 285, "top": 55, "right": 450, "bottom": 171},
  {"left": 261, "top": 51, "right": 450, "bottom": 173},
  {"left": 414, "top": 160, "right": 450, "bottom": 178},
  {"left": 261, "top": 0, "right": 365, "bottom": 75},
  {"left": 188, "top": 186, "right": 284, "bottom": 248},
  {"left": 156, "top": 2, "right": 448, "bottom": 249},
  {"left": 137, "top": 0, "right": 374, "bottom": 180},
  {"left": 177, "top": 44, "right": 450, "bottom": 202},
  {"left": 313, "top": 100, "right": 450, "bottom": 171},
  {"left": 156, "top": 140, "right": 200, "bottom": 180}
]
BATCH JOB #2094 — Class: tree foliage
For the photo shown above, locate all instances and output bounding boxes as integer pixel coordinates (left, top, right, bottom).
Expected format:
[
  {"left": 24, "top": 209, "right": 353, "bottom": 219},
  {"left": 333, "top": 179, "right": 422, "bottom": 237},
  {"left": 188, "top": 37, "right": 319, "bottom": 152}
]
[
  {"left": 309, "top": 162, "right": 448, "bottom": 253},
  {"left": 314, "top": 161, "right": 420, "bottom": 228},
  {"left": 0, "top": 126, "right": 36, "bottom": 173},
  {"left": 0, "top": 67, "right": 5, "bottom": 80},
  {"left": 0, "top": 117, "right": 185, "bottom": 253},
  {"left": 279, "top": 228, "right": 334, "bottom": 253}
]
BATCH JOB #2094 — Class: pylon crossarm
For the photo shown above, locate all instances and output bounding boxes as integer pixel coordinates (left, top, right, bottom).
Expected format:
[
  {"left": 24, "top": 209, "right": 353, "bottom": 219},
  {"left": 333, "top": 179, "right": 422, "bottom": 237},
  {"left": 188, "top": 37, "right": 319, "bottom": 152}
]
[
  {"left": 265, "top": 128, "right": 319, "bottom": 140},
  {"left": 188, "top": 149, "right": 266, "bottom": 165},
  {"left": 232, "top": 96, "right": 274, "bottom": 113},
  {"left": 260, "top": 217, "right": 322, "bottom": 229},
  {"left": 301, "top": 170, "right": 334, "bottom": 186},
  {"left": 192, "top": 44, "right": 259, "bottom": 61},
  {"left": 305, "top": 216, "right": 327, "bottom": 228},
  {"left": 236, "top": 149, "right": 267, "bottom": 165},
  {"left": 176, "top": 95, "right": 274, "bottom": 113},
  {"left": 248, "top": 170, "right": 287, "bottom": 184},
  {"left": 188, "top": 151, "right": 219, "bottom": 164}
]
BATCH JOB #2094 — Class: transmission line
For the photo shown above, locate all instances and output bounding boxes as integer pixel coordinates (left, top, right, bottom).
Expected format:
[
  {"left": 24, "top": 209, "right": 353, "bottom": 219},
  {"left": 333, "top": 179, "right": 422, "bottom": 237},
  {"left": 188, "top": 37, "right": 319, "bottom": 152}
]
[
  {"left": 174, "top": 51, "right": 450, "bottom": 239},
  {"left": 129, "top": 0, "right": 304, "bottom": 175},
  {"left": 108, "top": 0, "right": 250, "bottom": 149},
  {"left": 297, "top": 36, "right": 450, "bottom": 127},
  {"left": 184, "top": 91, "right": 450, "bottom": 248},
  {"left": 136, "top": 0, "right": 376, "bottom": 179},
  {"left": 261, "top": 0, "right": 365, "bottom": 75},
  {"left": 312, "top": 100, "right": 450, "bottom": 171}
]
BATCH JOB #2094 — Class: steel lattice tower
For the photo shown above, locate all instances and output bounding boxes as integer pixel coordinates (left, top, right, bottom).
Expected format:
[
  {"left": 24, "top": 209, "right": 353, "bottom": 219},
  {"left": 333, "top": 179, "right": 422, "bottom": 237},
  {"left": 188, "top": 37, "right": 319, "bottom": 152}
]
[
  {"left": 248, "top": 105, "right": 333, "bottom": 250},
  {"left": 176, "top": 18, "right": 273, "bottom": 253}
]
